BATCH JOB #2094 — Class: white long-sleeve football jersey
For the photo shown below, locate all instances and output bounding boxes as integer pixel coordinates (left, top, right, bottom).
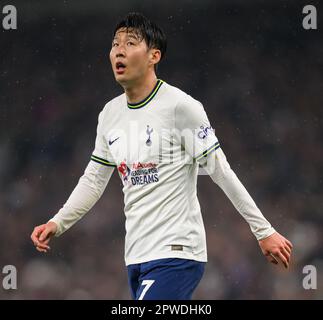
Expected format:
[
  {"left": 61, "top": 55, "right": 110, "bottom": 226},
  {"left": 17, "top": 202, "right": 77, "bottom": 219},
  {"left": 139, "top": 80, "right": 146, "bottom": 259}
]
[{"left": 50, "top": 79, "right": 275, "bottom": 265}]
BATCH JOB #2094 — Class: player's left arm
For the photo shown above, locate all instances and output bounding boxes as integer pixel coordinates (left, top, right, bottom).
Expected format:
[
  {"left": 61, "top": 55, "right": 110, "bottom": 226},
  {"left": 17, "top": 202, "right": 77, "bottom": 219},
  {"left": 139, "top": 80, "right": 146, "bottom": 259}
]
[
  {"left": 175, "top": 94, "right": 293, "bottom": 268},
  {"left": 200, "top": 148, "right": 293, "bottom": 269}
]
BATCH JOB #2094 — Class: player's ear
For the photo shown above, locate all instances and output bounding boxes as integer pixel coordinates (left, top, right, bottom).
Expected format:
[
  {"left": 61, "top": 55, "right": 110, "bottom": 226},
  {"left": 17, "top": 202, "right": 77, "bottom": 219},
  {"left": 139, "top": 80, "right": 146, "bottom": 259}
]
[{"left": 149, "top": 48, "right": 161, "bottom": 66}]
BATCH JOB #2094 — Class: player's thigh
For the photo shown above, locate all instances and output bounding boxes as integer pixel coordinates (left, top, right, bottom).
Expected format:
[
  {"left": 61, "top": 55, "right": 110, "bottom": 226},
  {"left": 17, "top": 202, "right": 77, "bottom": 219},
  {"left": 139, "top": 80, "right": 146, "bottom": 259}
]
[{"left": 136, "top": 258, "right": 205, "bottom": 300}]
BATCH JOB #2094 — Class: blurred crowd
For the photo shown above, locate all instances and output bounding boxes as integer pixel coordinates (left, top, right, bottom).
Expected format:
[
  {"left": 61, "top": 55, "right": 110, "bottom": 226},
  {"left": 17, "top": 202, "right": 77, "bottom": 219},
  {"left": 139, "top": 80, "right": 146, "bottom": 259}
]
[{"left": 0, "top": 1, "right": 322, "bottom": 299}]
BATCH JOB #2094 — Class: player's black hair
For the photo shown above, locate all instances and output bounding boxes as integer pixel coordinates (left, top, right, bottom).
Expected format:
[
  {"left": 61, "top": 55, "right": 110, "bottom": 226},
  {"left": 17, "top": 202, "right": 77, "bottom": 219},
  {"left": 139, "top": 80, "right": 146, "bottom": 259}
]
[{"left": 113, "top": 12, "right": 167, "bottom": 70}]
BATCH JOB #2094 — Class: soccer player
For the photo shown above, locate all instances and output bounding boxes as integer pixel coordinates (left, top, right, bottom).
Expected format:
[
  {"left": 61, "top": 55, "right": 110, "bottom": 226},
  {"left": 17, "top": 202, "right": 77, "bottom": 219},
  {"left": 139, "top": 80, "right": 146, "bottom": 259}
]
[{"left": 31, "top": 12, "right": 293, "bottom": 300}]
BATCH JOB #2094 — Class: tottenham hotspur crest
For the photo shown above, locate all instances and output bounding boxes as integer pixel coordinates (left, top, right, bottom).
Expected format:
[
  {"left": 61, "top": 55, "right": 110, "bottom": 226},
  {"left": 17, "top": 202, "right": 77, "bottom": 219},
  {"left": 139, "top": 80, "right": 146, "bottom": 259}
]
[{"left": 146, "top": 125, "right": 153, "bottom": 146}]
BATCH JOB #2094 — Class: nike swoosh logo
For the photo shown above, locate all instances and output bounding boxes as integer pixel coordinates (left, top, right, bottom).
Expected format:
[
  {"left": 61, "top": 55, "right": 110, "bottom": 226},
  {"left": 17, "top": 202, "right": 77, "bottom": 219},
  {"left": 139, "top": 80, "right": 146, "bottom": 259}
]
[{"left": 108, "top": 137, "right": 120, "bottom": 145}]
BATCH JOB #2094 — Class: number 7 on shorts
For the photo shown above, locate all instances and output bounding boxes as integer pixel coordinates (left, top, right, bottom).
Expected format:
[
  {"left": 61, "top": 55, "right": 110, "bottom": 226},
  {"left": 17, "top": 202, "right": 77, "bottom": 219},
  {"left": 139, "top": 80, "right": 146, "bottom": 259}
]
[{"left": 138, "top": 279, "right": 155, "bottom": 300}]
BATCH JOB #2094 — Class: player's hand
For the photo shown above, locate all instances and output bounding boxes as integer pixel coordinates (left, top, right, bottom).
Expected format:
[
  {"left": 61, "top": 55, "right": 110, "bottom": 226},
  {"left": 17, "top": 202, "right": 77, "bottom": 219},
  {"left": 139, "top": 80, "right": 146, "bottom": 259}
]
[
  {"left": 258, "top": 232, "right": 293, "bottom": 269},
  {"left": 30, "top": 221, "right": 58, "bottom": 253}
]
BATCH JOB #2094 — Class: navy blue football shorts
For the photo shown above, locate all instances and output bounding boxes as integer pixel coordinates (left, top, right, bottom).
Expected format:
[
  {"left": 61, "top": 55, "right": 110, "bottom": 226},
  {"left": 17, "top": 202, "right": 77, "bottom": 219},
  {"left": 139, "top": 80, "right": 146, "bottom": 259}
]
[{"left": 127, "top": 258, "right": 205, "bottom": 300}]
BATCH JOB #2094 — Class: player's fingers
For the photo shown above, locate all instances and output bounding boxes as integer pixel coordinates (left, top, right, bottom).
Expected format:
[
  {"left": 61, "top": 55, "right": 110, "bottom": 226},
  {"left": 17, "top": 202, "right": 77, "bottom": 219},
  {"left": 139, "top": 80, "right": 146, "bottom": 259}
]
[
  {"left": 39, "top": 228, "right": 51, "bottom": 241},
  {"left": 275, "top": 251, "right": 289, "bottom": 269},
  {"left": 280, "top": 247, "right": 291, "bottom": 263},
  {"left": 42, "top": 238, "right": 51, "bottom": 250},
  {"left": 32, "top": 234, "right": 50, "bottom": 250},
  {"left": 284, "top": 244, "right": 292, "bottom": 255},
  {"left": 35, "top": 241, "right": 50, "bottom": 250},
  {"left": 266, "top": 252, "right": 278, "bottom": 264},
  {"left": 42, "top": 238, "right": 50, "bottom": 245},
  {"left": 31, "top": 225, "right": 52, "bottom": 252},
  {"left": 36, "top": 225, "right": 46, "bottom": 236},
  {"left": 30, "top": 233, "right": 38, "bottom": 246},
  {"left": 285, "top": 239, "right": 293, "bottom": 250},
  {"left": 31, "top": 232, "right": 41, "bottom": 246},
  {"left": 31, "top": 225, "right": 45, "bottom": 244},
  {"left": 30, "top": 228, "right": 39, "bottom": 241},
  {"left": 36, "top": 246, "right": 48, "bottom": 253},
  {"left": 269, "top": 258, "right": 278, "bottom": 265}
]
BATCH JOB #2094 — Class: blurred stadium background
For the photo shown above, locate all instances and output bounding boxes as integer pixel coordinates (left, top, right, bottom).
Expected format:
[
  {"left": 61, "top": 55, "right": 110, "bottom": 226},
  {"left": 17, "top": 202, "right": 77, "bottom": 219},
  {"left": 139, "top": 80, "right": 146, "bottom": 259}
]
[{"left": 0, "top": 0, "right": 322, "bottom": 299}]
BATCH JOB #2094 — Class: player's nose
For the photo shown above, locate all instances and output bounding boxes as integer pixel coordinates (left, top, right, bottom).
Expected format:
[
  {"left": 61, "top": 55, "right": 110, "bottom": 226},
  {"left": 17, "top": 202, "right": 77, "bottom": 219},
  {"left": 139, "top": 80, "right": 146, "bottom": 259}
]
[
  {"left": 116, "top": 52, "right": 125, "bottom": 59},
  {"left": 115, "top": 44, "right": 126, "bottom": 57}
]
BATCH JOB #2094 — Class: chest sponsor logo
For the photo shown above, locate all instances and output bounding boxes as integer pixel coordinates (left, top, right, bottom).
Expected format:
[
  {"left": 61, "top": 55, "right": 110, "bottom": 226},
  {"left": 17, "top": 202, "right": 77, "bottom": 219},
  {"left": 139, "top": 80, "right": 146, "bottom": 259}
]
[
  {"left": 117, "top": 161, "right": 159, "bottom": 186},
  {"left": 117, "top": 161, "right": 131, "bottom": 183}
]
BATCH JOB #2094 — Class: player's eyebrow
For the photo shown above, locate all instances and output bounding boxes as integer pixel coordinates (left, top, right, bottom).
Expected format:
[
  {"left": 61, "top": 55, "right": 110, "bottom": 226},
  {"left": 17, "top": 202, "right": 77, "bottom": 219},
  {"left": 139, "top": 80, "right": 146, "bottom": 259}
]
[
  {"left": 126, "top": 33, "right": 140, "bottom": 40},
  {"left": 113, "top": 31, "right": 141, "bottom": 42}
]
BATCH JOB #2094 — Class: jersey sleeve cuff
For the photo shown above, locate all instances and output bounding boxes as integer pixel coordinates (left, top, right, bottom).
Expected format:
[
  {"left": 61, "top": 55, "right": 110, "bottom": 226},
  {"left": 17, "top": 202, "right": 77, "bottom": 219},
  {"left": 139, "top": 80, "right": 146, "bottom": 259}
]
[
  {"left": 48, "top": 218, "right": 63, "bottom": 237},
  {"left": 254, "top": 227, "right": 276, "bottom": 241}
]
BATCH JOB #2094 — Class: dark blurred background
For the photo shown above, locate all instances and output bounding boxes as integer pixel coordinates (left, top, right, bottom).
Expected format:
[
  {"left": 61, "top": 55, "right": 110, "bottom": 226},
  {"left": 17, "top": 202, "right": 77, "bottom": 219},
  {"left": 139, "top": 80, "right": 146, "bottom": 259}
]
[{"left": 0, "top": 0, "right": 322, "bottom": 299}]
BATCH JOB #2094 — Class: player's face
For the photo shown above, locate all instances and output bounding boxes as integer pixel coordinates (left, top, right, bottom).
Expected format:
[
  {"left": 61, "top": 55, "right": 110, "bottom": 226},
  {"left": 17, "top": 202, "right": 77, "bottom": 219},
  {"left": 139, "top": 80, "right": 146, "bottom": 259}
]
[{"left": 110, "top": 28, "right": 154, "bottom": 86}]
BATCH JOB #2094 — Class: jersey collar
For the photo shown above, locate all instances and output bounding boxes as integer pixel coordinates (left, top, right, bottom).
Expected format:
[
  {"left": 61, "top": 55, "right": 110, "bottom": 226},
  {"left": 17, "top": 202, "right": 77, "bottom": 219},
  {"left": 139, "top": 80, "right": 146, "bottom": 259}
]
[{"left": 127, "top": 79, "right": 164, "bottom": 109}]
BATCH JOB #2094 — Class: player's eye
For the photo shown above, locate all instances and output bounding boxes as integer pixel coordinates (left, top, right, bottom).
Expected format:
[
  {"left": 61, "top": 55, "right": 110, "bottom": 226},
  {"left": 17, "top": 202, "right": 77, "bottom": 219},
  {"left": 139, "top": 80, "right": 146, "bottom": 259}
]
[
  {"left": 112, "top": 42, "right": 118, "bottom": 47},
  {"left": 127, "top": 41, "right": 135, "bottom": 46}
]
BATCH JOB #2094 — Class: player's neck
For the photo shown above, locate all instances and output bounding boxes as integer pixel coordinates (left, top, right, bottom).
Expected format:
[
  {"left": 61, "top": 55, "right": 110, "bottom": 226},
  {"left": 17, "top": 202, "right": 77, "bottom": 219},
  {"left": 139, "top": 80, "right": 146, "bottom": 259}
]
[{"left": 124, "top": 74, "right": 158, "bottom": 104}]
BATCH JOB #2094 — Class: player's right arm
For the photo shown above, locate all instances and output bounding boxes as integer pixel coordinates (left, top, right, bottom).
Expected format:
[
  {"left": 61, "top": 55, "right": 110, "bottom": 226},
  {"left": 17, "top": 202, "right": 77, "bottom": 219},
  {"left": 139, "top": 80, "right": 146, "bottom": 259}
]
[{"left": 31, "top": 108, "right": 116, "bottom": 252}]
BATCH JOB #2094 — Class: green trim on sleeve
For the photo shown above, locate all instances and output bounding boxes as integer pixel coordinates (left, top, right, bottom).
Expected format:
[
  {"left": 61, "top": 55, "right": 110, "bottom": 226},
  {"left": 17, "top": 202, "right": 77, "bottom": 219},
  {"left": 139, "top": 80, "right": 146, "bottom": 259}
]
[
  {"left": 91, "top": 154, "right": 116, "bottom": 167},
  {"left": 195, "top": 141, "right": 220, "bottom": 161}
]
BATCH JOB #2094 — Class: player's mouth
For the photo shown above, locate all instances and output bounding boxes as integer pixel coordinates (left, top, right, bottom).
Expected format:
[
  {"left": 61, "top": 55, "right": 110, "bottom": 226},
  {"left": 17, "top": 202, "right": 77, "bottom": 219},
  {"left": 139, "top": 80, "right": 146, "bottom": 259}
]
[{"left": 116, "top": 61, "right": 126, "bottom": 74}]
